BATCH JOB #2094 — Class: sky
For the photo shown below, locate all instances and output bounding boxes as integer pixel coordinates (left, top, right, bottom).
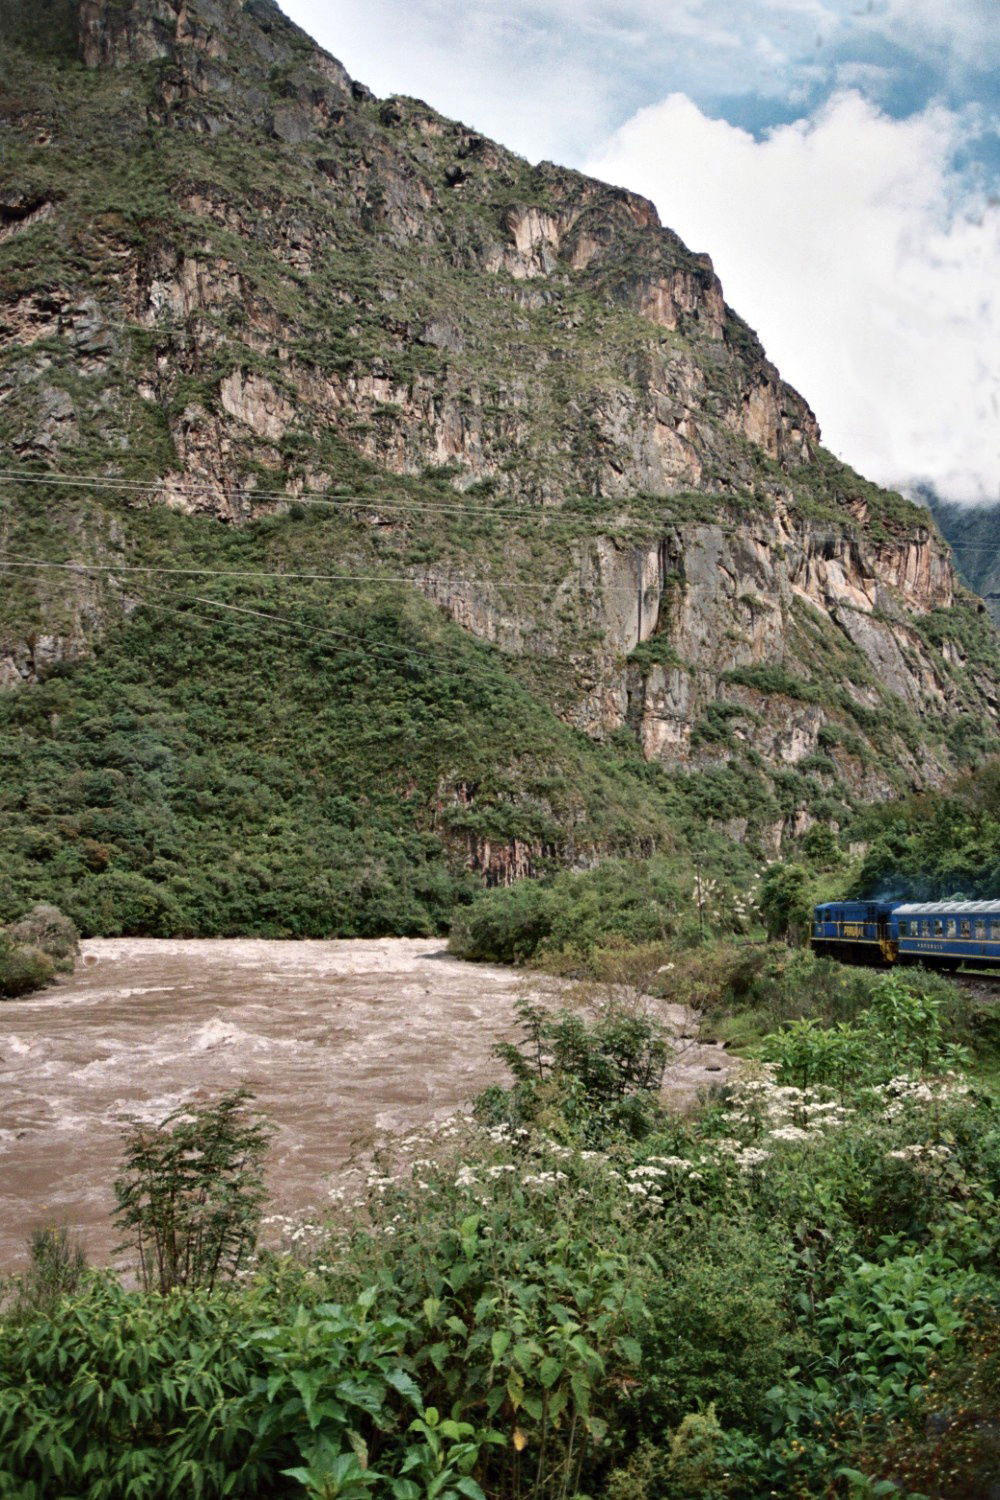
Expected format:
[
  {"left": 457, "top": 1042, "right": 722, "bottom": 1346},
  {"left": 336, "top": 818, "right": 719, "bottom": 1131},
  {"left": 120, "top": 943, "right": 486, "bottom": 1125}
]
[{"left": 282, "top": 0, "right": 999, "bottom": 504}]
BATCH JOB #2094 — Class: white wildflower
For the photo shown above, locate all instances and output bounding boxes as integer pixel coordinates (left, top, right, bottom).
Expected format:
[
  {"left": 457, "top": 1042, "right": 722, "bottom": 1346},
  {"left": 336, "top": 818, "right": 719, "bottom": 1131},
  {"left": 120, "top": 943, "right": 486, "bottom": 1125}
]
[{"left": 735, "top": 1146, "right": 770, "bottom": 1171}]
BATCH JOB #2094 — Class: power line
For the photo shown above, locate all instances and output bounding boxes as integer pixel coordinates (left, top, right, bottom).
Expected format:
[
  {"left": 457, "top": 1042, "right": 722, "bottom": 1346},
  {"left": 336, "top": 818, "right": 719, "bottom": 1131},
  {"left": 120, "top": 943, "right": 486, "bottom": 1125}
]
[
  {"left": 10, "top": 466, "right": 978, "bottom": 563},
  {"left": 0, "top": 551, "right": 572, "bottom": 595},
  {"left": 0, "top": 467, "right": 617, "bottom": 523},
  {"left": 0, "top": 466, "right": 767, "bottom": 533},
  {"left": 143, "top": 583, "right": 496, "bottom": 669}
]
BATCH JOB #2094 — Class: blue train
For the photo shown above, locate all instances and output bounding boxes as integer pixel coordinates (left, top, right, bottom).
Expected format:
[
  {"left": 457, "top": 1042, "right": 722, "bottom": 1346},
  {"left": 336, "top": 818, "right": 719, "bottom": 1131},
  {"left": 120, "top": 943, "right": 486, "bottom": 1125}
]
[{"left": 812, "top": 899, "right": 1000, "bottom": 970}]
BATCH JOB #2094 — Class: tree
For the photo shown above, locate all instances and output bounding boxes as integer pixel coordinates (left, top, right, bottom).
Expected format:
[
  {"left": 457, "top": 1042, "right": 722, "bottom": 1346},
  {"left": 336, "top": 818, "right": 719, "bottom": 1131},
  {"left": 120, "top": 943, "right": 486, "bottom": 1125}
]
[
  {"left": 759, "top": 862, "right": 813, "bottom": 946},
  {"left": 113, "top": 1088, "right": 272, "bottom": 1293}
]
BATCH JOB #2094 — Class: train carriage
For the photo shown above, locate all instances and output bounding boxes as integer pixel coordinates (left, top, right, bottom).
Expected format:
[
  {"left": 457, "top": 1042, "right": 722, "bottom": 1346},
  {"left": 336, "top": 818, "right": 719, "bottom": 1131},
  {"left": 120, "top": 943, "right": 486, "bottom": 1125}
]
[
  {"left": 812, "top": 897, "right": 1000, "bottom": 970},
  {"left": 890, "top": 900, "right": 1000, "bottom": 970}
]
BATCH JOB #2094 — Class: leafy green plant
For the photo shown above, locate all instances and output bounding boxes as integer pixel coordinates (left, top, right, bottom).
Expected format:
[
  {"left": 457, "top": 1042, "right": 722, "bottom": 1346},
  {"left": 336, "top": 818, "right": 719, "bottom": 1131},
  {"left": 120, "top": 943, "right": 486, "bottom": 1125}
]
[
  {"left": 0, "top": 936, "right": 53, "bottom": 998},
  {"left": 113, "top": 1088, "right": 273, "bottom": 1293},
  {"left": 486, "top": 996, "right": 670, "bottom": 1142},
  {"left": 8, "top": 1227, "right": 87, "bottom": 1319},
  {"left": 759, "top": 862, "right": 813, "bottom": 945},
  {"left": 757, "top": 972, "right": 969, "bottom": 1091}
]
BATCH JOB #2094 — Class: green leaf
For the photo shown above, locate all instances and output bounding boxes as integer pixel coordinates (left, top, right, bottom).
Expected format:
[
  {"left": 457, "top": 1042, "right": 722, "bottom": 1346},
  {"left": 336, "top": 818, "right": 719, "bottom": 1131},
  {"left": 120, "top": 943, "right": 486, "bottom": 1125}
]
[
  {"left": 454, "top": 1480, "right": 487, "bottom": 1500},
  {"left": 386, "top": 1369, "right": 423, "bottom": 1409},
  {"left": 490, "top": 1330, "right": 511, "bottom": 1362}
]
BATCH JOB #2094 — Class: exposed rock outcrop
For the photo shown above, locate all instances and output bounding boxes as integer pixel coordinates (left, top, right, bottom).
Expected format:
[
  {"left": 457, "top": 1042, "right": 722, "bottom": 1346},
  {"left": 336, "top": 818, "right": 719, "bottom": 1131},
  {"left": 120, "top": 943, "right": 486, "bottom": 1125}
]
[{"left": 1, "top": 0, "right": 996, "bottom": 855}]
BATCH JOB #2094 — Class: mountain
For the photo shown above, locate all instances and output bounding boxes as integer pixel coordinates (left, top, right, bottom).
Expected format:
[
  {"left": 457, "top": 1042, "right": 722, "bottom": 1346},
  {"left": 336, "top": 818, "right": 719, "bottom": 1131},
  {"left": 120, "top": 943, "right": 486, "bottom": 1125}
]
[
  {"left": 0, "top": 0, "right": 997, "bottom": 934},
  {"left": 925, "top": 492, "right": 1000, "bottom": 628}
]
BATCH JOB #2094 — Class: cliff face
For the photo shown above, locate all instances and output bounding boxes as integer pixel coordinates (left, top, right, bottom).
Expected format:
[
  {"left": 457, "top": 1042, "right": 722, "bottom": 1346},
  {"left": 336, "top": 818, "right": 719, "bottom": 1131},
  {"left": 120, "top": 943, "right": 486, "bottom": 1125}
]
[{"left": 1, "top": 0, "right": 997, "bottom": 873}]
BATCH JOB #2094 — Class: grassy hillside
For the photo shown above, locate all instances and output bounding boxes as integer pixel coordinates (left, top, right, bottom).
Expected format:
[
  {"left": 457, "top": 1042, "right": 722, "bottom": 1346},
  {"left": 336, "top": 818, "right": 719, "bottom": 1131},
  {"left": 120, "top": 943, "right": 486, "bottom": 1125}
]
[{"left": 0, "top": 563, "right": 761, "bottom": 935}]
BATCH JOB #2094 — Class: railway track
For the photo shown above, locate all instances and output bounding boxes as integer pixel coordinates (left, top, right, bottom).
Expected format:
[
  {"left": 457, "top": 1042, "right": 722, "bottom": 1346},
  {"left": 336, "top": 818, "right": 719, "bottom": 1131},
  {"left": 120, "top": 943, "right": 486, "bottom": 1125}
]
[{"left": 952, "top": 970, "right": 1000, "bottom": 996}]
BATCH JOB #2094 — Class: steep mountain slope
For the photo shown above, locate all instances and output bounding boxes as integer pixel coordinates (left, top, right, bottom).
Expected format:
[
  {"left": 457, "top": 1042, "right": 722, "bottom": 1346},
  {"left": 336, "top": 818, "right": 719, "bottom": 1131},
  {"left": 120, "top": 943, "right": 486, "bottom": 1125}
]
[
  {"left": 0, "top": 0, "right": 997, "bottom": 930},
  {"left": 928, "top": 493, "right": 1000, "bottom": 627}
]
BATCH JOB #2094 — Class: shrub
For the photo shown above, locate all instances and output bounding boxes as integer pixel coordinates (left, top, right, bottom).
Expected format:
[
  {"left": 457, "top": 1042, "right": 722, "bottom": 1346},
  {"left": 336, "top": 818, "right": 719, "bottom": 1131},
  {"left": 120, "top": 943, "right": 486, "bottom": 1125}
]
[
  {"left": 634, "top": 1218, "right": 798, "bottom": 1433},
  {"left": 448, "top": 880, "right": 556, "bottom": 963},
  {"left": 846, "top": 1298, "right": 1000, "bottom": 1497},
  {"left": 113, "top": 1089, "right": 273, "bottom": 1293},
  {"left": 758, "top": 862, "right": 813, "bottom": 944},
  {"left": 3, "top": 903, "right": 79, "bottom": 973},
  {"left": 482, "top": 995, "right": 670, "bottom": 1141},
  {"left": 0, "top": 938, "right": 54, "bottom": 998},
  {"left": 723, "top": 664, "right": 820, "bottom": 702},
  {"left": 449, "top": 856, "right": 746, "bottom": 968},
  {"left": 321, "top": 1120, "right": 654, "bottom": 1498},
  {"left": 756, "top": 972, "right": 970, "bottom": 1090},
  {"left": 8, "top": 1227, "right": 87, "bottom": 1319}
]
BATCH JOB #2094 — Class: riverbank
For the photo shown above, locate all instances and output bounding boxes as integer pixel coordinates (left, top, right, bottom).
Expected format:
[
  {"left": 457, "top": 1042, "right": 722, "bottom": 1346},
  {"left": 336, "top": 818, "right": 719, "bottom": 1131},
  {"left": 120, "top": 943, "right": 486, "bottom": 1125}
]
[{"left": 0, "top": 936, "right": 728, "bottom": 1268}]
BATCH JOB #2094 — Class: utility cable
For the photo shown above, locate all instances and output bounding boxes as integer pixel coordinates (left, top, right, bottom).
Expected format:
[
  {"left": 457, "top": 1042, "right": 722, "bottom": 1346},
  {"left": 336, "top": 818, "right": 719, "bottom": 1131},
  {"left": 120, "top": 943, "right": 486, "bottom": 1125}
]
[
  {"left": 141, "top": 582, "right": 507, "bottom": 669},
  {"left": 0, "top": 551, "right": 572, "bottom": 595},
  {"left": 0, "top": 467, "right": 618, "bottom": 523},
  {"left": 0, "top": 467, "right": 761, "bottom": 531}
]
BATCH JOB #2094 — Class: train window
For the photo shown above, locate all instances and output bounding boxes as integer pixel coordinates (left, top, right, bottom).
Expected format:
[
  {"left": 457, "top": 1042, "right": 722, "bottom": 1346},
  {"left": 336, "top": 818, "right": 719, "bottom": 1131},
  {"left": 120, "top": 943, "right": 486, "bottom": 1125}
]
[
  {"left": 921, "top": 920, "right": 931, "bottom": 937},
  {"left": 992, "top": 921, "right": 1000, "bottom": 940},
  {"left": 960, "top": 920, "right": 971, "bottom": 939},
  {"left": 946, "top": 920, "right": 957, "bottom": 938},
  {"left": 934, "top": 920, "right": 944, "bottom": 937},
  {"left": 898, "top": 920, "right": 908, "bottom": 936},
  {"left": 975, "top": 920, "right": 986, "bottom": 939}
]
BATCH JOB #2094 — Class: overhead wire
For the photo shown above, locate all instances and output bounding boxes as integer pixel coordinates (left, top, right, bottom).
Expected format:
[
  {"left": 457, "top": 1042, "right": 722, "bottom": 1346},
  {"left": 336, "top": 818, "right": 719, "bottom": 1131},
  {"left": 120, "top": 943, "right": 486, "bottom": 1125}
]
[
  {"left": 0, "top": 551, "right": 567, "bottom": 594},
  {"left": 0, "top": 467, "right": 616, "bottom": 522},
  {"left": 141, "top": 582, "right": 500, "bottom": 669},
  {"left": 8, "top": 467, "right": 977, "bottom": 562},
  {"left": 0, "top": 466, "right": 768, "bottom": 534}
]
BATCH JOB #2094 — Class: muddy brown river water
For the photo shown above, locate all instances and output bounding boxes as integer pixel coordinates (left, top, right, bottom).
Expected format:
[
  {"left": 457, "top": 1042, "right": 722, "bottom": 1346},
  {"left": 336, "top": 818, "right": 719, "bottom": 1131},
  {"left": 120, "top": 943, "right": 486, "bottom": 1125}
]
[{"left": 0, "top": 937, "right": 729, "bottom": 1270}]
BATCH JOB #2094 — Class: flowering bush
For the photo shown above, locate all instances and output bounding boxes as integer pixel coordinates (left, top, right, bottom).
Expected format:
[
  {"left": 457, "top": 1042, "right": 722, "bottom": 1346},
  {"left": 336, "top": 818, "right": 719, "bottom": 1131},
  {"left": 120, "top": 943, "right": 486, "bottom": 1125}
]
[{"left": 1, "top": 958, "right": 997, "bottom": 1497}]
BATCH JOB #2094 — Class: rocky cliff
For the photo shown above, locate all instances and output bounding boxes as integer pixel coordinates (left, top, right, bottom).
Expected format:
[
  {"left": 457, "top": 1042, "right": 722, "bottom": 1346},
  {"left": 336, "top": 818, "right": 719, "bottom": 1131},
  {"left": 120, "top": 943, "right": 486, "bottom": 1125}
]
[{"left": 0, "top": 0, "right": 997, "bottom": 912}]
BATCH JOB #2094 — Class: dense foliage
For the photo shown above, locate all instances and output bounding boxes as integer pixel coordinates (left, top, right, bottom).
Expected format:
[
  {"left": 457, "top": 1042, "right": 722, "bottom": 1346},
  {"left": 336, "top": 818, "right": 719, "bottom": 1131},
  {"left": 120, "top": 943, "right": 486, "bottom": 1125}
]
[
  {"left": 0, "top": 901, "right": 78, "bottom": 997},
  {"left": 851, "top": 759, "right": 1000, "bottom": 901},
  {"left": 0, "top": 589, "right": 688, "bottom": 938},
  {"left": 114, "top": 1089, "right": 273, "bottom": 1295},
  {"left": 2, "top": 958, "right": 998, "bottom": 1498},
  {"left": 448, "top": 855, "right": 757, "bottom": 965}
]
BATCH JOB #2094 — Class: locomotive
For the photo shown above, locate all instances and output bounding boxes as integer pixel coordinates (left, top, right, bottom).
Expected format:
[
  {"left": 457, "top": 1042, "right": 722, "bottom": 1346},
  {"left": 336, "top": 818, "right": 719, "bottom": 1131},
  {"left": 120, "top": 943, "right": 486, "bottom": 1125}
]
[{"left": 811, "top": 899, "right": 1000, "bottom": 970}]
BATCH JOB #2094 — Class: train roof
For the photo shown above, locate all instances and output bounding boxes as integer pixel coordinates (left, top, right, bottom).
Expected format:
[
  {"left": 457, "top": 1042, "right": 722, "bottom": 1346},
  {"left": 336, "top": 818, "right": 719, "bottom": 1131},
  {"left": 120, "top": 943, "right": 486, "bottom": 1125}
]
[
  {"left": 815, "top": 900, "right": 892, "bottom": 909},
  {"left": 892, "top": 900, "right": 1000, "bottom": 914}
]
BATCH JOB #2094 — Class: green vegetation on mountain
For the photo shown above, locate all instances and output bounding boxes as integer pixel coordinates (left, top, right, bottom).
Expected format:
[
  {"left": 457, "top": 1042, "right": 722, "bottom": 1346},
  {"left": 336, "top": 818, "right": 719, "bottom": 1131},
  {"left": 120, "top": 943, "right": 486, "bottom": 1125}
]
[
  {"left": 850, "top": 758, "right": 1000, "bottom": 902},
  {"left": 0, "top": 585, "right": 674, "bottom": 935},
  {"left": 0, "top": 0, "right": 998, "bottom": 928},
  {"left": 929, "top": 490, "right": 1000, "bottom": 627}
]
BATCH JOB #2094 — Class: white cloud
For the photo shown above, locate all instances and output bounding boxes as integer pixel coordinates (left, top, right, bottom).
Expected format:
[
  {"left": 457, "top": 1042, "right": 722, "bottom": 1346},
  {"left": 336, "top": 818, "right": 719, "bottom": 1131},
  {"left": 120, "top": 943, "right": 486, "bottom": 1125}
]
[
  {"left": 586, "top": 91, "right": 1000, "bottom": 502},
  {"left": 280, "top": 0, "right": 622, "bottom": 161},
  {"left": 880, "top": 0, "right": 999, "bottom": 71}
]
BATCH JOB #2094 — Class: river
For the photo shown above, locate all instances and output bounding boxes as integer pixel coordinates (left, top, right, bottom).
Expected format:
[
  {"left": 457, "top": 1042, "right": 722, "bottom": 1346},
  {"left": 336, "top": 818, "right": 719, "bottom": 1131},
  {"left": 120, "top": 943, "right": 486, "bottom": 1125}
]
[{"left": 0, "top": 937, "right": 728, "bottom": 1270}]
